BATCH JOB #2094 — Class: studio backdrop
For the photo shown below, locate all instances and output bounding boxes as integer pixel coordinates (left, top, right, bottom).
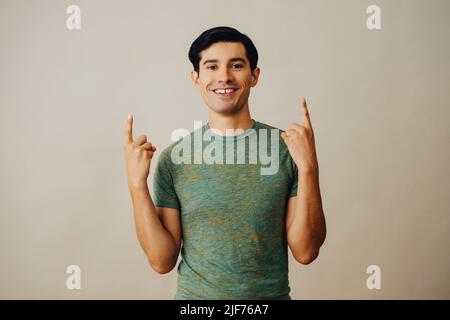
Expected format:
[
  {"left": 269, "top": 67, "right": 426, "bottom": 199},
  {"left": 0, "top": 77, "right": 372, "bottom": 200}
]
[{"left": 0, "top": 0, "right": 449, "bottom": 299}]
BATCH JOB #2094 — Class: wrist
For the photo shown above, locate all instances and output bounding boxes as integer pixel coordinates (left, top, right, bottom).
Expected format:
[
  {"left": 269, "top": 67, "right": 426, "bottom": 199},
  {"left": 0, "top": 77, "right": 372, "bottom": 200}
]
[
  {"left": 128, "top": 180, "right": 149, "bottom": 191},
  {"left": 299, "top": 166, "right": 319, "bottom": 179}
]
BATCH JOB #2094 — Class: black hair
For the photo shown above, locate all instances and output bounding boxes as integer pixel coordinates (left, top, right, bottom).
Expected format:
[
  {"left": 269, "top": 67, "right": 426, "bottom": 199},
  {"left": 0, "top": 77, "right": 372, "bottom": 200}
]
[{"left": 188, "top": 26, "right": 259, "bottom": 74}]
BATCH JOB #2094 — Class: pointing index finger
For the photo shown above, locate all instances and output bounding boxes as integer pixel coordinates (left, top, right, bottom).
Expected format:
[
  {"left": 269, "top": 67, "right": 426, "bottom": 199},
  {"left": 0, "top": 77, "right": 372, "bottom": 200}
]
[
  {"left": 125, "top": 114, "right": 133, "bottom": 144},
  {"left": 301, "top": 97, "right": 312, "bottom": 129}
]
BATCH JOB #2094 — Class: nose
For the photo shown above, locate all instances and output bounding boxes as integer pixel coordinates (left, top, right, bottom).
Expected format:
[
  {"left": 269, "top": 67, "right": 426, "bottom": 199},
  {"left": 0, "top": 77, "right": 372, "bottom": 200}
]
[{"left": 217, "top": 66, "right": 234, "bottom": 84}]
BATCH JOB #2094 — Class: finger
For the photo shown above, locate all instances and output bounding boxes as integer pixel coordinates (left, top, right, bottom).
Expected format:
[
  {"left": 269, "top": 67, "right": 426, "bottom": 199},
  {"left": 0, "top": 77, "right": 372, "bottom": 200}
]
[
  {"left": 134, "top": 134, "right": 147, "bottom": 146},
  {"left": 285, "top": 129, "right": 296, "bottom": 137},
  {"left": 290, "top": 122, "right": 304, "bottom": 132},
  {"left": 146, "top": 150, "right": 155, "bottom": 159},
  {"left": 125, "top": 114, "right": 134, "bottom": 144},
  {"left": 141, "top": 142, "right": 154, "bottom": 150},
  {"left": 301, "top": 97, "right": 312, "bottom": 129}
]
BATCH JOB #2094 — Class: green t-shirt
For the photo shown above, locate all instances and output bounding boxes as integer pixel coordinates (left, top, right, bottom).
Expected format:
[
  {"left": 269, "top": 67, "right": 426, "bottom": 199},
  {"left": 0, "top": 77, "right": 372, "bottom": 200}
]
[{"left": 153, "top": 119, "right": 298, "bottom": 299}]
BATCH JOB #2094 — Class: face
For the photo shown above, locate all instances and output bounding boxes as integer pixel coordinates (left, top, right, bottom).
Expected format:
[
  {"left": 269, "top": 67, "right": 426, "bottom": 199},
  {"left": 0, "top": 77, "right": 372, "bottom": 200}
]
[{"left": 191, "top": 41, "right": 260, "bottom": 115}]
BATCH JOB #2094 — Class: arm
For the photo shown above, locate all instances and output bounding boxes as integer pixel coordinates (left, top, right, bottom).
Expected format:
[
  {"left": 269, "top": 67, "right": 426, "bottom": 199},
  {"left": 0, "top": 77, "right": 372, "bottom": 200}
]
[
  {"left": 129, "top": 183, "right": 182, "bottom": 274},
  {"left": 286, "top": 168, "right": 326, "bottom": 264},
  {"left": 124, "top": 114, "right": 181, "bottom": 274},
  {"left": 281, "top": 97, "right": 326, "bottom": 265}
]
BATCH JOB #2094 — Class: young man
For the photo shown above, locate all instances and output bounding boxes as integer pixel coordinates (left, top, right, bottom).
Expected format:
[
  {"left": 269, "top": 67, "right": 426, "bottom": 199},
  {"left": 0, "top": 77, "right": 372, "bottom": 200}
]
[{"left": 124, "top": 26, "right": 326, "bottom": 300}]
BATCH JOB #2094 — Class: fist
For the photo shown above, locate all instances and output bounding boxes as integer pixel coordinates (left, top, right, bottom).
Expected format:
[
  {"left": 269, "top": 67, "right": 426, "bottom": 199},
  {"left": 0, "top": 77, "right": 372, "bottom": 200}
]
[{"left": 124, "top": 114, "right": 157, "bottom": 188}]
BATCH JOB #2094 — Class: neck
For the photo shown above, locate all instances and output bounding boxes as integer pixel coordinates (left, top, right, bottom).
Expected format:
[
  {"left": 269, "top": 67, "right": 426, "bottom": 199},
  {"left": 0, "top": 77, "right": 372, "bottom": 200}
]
[{"left": 207, "top": 103, "right": 253, "bottom": 136}]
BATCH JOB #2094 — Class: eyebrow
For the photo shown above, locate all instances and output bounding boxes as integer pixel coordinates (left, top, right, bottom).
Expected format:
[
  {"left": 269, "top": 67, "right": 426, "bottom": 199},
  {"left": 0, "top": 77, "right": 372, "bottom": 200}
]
[{"left": 202, "top": 57, "right": 247, "bottom": 65}]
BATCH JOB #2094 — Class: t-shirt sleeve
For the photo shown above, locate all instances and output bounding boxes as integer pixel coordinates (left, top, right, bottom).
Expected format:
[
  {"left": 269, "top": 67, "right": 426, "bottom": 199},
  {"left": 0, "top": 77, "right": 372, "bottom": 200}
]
[
  {"left": 153, "top": 148, "right": 180, "bottom": 209},
  {"left": 289, "top": 158, "right": 299, "bottom": 198}
]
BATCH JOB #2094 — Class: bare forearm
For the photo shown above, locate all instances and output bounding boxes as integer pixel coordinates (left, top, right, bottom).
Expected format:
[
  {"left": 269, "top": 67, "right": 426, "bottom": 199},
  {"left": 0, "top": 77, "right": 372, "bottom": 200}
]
[
  {"left": 128, "top": 183, "right": 178, "bottom": 270},
  {"left": 287, "top": 169, "right": 326, "bottom": 259}
]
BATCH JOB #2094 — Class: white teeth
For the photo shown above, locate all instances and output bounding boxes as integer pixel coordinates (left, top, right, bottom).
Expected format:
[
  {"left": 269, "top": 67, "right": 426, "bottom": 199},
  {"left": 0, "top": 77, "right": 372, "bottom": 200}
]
[{"left": 214, "top": 89, "right": 236, "bottom": 94}]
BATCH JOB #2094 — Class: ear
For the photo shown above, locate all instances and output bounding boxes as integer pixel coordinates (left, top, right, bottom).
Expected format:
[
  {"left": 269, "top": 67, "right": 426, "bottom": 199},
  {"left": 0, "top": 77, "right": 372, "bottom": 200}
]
[
  {"left": 250, "top": 67, "right": 260, "bottom": 87},
  {"left": 191, "top": 70, "right": 200, "bottom": 88}
]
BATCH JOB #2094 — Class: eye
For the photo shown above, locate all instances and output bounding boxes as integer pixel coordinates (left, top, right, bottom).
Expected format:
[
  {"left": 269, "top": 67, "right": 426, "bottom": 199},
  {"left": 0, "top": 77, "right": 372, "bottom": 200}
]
[
  {"left": 232, "top": 64, "right": 243, "bottom": 69},
  {"left": 206, "top": 65, "right": 216, "bottom": 70}
]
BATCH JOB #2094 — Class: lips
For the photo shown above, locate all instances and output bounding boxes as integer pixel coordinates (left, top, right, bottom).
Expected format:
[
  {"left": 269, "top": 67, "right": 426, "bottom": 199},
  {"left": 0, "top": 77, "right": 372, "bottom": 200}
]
[{"left": 210, "top": 87, "right": 240, "bottom": 98}]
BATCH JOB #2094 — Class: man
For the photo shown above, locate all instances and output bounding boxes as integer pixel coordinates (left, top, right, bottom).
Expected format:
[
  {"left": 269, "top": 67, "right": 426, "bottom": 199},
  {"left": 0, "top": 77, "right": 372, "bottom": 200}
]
[{"left": 124, "top": 26, "right": 326, "bottom": 299}]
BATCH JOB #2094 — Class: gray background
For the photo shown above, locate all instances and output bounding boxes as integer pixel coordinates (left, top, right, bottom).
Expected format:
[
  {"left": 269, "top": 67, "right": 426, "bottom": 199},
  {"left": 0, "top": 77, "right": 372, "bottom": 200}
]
[{"left": 0, "top": 0, "right": 449, "bottom": 299}]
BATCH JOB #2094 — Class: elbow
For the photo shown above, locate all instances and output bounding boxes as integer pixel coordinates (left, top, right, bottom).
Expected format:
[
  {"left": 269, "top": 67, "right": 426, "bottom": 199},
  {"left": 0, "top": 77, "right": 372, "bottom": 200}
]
[
  {"left": 290, "top": 233, "right": 326, "bottom": 265},
  {"left": 148, "top": 260, "right": 176, "bottom": 274},
  {"left": 154, "top": 267, "right": 173, "bottom": 275},
  {"left": 293, "top": 248, "right": 320, "bottom": 265},
  {"left": 297, "top": 255, "right": 316, "bottom": 265},
  {"left": 152, "top": 265, "right": 172, "bottom": 274}
]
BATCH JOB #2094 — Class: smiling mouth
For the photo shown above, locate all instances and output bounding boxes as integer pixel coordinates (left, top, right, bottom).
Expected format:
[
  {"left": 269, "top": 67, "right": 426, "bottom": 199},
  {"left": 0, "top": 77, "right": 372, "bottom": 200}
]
[{"left": 211, "top": 88, "right": 239, "bottom": 97}]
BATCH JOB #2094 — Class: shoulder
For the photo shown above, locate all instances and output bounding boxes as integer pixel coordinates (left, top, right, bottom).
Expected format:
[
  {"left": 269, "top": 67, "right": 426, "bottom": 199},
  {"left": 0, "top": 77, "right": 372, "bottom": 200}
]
[
  {"left": 254, "top": 120, "right": 280, "bottom": 131},
  {"left": 254, "top": 120, "right": 288, "bottom": 138},
  {"left": 255, "top": 120, "right": 296, "bottom": 169},
  {"left": 156, "top": 124, "right": 204, "bottom": 163},
  {"left": 254, "top": 120, "right": 288, "bottom": 148}
]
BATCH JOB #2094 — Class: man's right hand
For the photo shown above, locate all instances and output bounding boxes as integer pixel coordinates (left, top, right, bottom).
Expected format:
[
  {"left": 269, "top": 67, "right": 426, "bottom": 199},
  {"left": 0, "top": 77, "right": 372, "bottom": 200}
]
[{"left": 124, "top": 114, "right": 157, "bottom": 188}]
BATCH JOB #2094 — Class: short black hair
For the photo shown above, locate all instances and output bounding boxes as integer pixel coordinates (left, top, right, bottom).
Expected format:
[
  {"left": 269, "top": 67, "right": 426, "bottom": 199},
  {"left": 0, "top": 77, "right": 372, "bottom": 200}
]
[{"left": 188, "top": 26, "right": 259, "bottom": 74}]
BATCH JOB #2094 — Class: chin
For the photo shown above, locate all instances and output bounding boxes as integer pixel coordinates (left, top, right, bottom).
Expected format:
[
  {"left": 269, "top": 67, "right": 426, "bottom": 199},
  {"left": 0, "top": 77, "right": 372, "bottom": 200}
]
[
  {"left": 211, "top": 105, "right": 240, "bottom": 115},
  {"left": 208, "top": 101, "right": 243, "bottom": 115}
]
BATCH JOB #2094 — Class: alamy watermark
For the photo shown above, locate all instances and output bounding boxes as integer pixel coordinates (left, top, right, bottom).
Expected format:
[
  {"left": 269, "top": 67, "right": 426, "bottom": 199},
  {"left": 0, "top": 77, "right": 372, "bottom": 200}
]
[
  {"left": 66, "top": 5, "right": 81, "bottom": 30},
  {"left": 366, "top": 265, "right": 381, "bottom": 290},
  {"left": 66, "top": 264, "right": 81, "bottom": 290},
  {"left": 170, "top": 121, "right": 280, "bottom": 176},
  {"left": 366, "top": 5, "right": 381, "bottom": 30}
]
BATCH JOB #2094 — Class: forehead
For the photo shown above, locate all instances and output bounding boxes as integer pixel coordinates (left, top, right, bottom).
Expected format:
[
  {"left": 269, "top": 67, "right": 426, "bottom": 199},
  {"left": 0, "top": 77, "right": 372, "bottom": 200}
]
[{"left": 200, "top": 42, "right": 248, "bottom": 62}]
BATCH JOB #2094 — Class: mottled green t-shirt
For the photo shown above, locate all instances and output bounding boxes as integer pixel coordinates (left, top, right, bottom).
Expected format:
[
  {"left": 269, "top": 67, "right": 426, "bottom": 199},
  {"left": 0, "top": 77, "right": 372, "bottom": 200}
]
[{"left": 153, "top": 119, "right": 298, "bottom": 300}]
